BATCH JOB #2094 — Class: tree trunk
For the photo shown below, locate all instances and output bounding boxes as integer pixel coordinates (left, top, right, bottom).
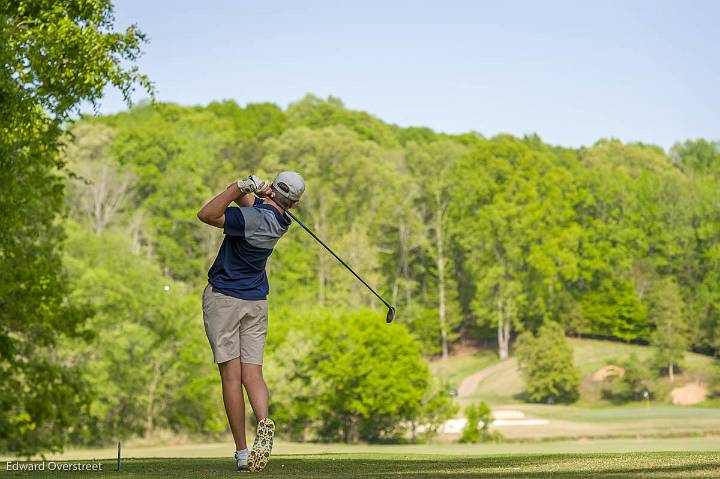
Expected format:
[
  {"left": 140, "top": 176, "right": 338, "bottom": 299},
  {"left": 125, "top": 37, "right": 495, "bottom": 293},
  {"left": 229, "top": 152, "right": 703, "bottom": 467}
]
[
  {"left": 435, "top": 199, "right": 448, "bottom": 361},
  {"left": 397, "top": 218, "right": 412, "bottom": 306},
  {"left": 668, "top": 361, "right": 674, "bottom": 383},
  {"left": 344, "top": 415, "right": 359, "bottom": 444},
  {"left": 497, "top": 298, "right": 511, "bottom": 359},
  {"left": 129, "top": 210, "right": 145, "bottom": 255},
  {"left": 90, "top": 164, "right": 132, "bottom": 235},
  {"left": 92, "top": 164, "right": 106, "bottom": 235}
]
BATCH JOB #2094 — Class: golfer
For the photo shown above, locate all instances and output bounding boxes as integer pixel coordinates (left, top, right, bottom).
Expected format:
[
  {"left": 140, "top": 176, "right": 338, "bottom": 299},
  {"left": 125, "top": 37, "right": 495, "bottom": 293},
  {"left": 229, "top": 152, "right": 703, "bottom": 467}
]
[{"left": 197, "top": 171, "right": 304, "bottom": 472}]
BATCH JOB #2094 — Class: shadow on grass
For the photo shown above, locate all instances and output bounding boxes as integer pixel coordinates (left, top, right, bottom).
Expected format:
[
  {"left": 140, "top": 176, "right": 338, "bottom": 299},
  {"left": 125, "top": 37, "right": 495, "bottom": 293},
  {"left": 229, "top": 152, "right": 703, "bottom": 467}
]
[
  {"left": 3, "top": 453, "right": 719, "bottom": 478},
  {"left": 265, "top": 454, "right": 719, "bottom": 479}
]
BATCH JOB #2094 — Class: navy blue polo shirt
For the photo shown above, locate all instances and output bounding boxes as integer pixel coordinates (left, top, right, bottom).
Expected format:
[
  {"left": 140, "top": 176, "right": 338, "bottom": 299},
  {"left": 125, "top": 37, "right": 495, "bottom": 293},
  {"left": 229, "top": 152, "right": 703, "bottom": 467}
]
[{"left": 207, "top": 198, "right": 291, "bottom": 300}]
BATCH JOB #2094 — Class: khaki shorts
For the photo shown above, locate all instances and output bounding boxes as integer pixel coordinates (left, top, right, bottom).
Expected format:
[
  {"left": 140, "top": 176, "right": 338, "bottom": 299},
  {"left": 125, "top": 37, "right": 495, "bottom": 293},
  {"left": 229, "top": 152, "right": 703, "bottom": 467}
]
[{"left": 201, "top": 284, "right": 269, "bottom": 364}]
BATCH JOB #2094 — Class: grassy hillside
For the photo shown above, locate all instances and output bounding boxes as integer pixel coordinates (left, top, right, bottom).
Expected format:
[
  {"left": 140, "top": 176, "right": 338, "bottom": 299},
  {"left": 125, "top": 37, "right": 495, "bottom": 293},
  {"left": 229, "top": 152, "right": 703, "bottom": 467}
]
[{"left": 445, "top": 338, "right": 715, "bottom": 406}]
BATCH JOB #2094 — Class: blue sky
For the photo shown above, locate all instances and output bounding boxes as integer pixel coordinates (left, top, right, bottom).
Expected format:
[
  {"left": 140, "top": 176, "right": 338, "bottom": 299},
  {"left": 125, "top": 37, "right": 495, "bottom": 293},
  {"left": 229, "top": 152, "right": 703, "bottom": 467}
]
[{"left": 97, "top": 0, "right": 719, "bottom": 149}]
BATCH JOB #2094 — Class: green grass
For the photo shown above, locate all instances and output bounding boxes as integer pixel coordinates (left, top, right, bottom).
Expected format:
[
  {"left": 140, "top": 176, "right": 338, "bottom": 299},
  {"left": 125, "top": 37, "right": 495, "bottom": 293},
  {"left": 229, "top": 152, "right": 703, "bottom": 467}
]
[
  {"left": 525, "top": 405, "right": 720, "bottom": 422},
  {"left": 15, "top": 436, "right": 720, "bottom": 461},
  {"left": 3, "top": 452, "right": 720, "bottom": 478},
  {"left": 484, "top": 404, "right": 720, "bottom": 440},
  {"left": 496, "top": 403, "right": 720, "bottom": 422},
  {"left": 570, "top": 338, "right": 713, "bottom": 377},
  {"left": 6, "top": 438, "right": 720, "bottom": 477}
]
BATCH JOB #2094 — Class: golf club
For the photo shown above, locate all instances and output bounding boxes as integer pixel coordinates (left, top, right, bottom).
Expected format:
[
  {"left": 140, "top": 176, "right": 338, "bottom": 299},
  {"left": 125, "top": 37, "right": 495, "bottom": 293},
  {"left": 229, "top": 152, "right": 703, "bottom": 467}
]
[{"left": 280, "top": 207, "right": 396, "bottom": 323}]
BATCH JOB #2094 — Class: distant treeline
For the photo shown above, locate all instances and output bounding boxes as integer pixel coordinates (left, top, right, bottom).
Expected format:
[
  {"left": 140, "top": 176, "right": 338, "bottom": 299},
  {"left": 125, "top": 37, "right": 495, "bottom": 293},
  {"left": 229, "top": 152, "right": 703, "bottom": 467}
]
[{"left": 69, "top": 95, "right": 719, "bottom": 359}]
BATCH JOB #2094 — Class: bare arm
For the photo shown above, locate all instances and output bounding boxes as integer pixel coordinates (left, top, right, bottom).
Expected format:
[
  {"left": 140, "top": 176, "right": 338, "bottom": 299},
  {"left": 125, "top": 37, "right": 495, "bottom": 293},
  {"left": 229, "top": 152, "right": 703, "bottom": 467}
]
[
  {"left": 234, "top": 191, "right": 256, "bottom": 207},
  {"left": 197, "top": 184, "right": 245, "bottom": 228}
]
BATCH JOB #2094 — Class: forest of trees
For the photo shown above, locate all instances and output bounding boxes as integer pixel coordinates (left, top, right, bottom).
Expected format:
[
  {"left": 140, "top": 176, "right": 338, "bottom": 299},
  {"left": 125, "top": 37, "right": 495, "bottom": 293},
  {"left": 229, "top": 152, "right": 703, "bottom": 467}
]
[
  {"left": 3, "top": 0, "right": 720, "bottom": 457},
  {"left": 64, "top": 96, "right": 720, "bottom": 358}
]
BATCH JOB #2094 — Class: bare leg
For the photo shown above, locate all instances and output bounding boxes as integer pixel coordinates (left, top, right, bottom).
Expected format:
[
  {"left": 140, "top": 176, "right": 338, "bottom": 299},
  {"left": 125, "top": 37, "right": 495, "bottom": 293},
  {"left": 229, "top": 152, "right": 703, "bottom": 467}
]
[
  {"left": 218, "top": 358, "right": 247, "bottom": 450},
  {"left": 241, "top": 363, "right": 269, "bottom": 420}
]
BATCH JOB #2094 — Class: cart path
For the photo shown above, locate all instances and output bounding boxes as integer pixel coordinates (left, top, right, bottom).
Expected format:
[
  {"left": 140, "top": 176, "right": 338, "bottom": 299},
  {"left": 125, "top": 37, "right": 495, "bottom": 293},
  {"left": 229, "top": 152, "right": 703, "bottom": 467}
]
[{"left": 457, "top": 359, "right": 514, "bottom": 397}]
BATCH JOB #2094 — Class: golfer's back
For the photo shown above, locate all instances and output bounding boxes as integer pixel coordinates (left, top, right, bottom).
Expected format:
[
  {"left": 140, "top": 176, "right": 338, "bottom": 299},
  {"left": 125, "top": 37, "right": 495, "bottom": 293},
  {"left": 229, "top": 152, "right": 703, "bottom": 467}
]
[{"left": 207, "top": 197, "right": 291, "bottom": 300}]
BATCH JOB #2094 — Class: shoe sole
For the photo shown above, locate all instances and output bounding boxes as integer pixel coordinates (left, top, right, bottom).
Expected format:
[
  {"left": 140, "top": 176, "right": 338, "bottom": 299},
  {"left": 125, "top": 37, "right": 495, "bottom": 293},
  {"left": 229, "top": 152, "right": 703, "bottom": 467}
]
[{"left": 248, "top": 419, "right": 275, "bottom": 473}]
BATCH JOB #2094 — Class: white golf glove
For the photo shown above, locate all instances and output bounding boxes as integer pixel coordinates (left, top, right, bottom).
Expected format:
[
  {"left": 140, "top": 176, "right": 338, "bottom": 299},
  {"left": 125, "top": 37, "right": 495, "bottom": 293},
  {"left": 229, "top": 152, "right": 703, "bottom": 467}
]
[{"left": 237, "top": 175, "right": 267, "bottom": 194}]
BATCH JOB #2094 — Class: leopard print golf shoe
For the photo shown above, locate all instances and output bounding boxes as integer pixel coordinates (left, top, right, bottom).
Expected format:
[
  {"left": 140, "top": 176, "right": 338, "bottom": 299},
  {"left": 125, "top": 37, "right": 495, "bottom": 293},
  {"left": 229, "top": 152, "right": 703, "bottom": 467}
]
[{"left": 248, "top": 418, "right": 275, "bottom": 473}]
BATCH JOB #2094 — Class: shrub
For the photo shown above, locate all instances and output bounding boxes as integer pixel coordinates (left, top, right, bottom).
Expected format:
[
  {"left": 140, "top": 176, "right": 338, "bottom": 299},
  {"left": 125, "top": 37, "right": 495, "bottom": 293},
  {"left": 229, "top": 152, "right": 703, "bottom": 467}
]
[
  {"left": 460, "top": 401, "right": 502, "bottom": 443},
  {"left": 515, "top": 322, "right": 580, "bottom": 404},
  {"left": 266, "top": 309, "right": 431, "bottom": 443},
  {"left": 601, "top": 353, "right": 655, "bottom": 404}
]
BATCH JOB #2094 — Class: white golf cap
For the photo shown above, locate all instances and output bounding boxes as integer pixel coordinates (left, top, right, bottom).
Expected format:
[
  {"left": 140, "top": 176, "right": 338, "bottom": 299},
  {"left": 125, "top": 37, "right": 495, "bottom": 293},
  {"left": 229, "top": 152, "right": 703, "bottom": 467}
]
[{"left": 273, "top": 171, "right": 305, "bottom": 201}]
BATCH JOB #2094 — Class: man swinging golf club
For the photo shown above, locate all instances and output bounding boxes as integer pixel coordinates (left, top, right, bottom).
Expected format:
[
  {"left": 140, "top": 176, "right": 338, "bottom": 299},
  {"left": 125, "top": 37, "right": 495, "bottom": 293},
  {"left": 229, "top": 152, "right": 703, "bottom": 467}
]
[{"left": 197, "top": 171, "right": 304, "bottom": 472}]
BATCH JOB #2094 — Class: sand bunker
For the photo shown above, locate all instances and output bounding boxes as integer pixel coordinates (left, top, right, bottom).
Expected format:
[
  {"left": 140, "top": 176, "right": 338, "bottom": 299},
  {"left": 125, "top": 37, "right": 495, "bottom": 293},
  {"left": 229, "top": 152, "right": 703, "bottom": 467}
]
[{"left": 671, "top": 382, "right": 708, "bottom": 405}]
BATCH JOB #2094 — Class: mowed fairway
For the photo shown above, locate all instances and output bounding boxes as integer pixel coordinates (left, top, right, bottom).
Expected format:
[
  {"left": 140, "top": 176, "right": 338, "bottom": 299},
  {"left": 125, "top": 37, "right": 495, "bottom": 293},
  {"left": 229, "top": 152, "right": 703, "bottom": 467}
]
[{"left": 3, "top": 452, "right": 720, "bottom": 478}]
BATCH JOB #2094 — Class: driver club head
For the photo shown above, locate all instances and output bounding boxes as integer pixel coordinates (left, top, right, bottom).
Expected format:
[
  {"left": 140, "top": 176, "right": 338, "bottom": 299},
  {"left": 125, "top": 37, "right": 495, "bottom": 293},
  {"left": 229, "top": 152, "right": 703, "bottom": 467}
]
[{"left": 386, "top": 306, "right": 396, "bottom": 324}]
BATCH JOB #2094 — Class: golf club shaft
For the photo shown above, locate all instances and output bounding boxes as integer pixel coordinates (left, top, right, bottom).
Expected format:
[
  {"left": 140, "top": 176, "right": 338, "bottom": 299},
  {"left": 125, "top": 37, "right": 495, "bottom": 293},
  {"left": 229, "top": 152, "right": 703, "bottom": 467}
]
[{"left": 282, "top": 208, "right": 393, "bottom": 310}]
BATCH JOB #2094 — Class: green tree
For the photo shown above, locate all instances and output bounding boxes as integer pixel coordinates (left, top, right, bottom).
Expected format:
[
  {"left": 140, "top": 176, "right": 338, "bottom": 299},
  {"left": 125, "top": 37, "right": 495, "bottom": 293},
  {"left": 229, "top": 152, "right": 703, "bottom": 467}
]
[
  {"left": 649, "top": 278, "right": 688, "bottom": 382},
  {"left": 260, "top": 126, "right": 391, "bottom": 308},
  {"left": 373, "top": 155, "right": 436, "bottom": 353},
  {"left": 571, "top": 140, "right": 693, "bottom": 343},
  {"left": 515, "top": 322, "right": 580, "bottom": 403},
  {"left": 451, "top": 136, "right": 582, "bottom": 358},
  {"left": 108, "top": 103, "right": 235, "bottom": 281},
  {"left": 459, "top": 404, "right": 481, "bottom": 444},
  {"left": 671, "top": 142, "right": 720, "bottom": 353},
  {"left": 267, "top": 309, "right": 430, "bottom": 443},
  {"left": 207, "top": 100, "right": 288, "bottom": 142},
  {"left": 0, "top": 0, "right": 150, "bottom": 455},
  {"left": 63, "top": 122, "right": 135, "bottom": 235},
  {"left": 62, "top": 221, "right": 224, "bottom": 443},
  {"left": 579, "top": 279, "right": 648, "bottom": 340},
  {"left": 671, "top": 139, "right": 720, "bottom": 177},
  {"left": 287, "top": 94, "right": 400, "bottom": 147},
  {"left": 460, "top": 401, "right": 497, "bottom": 443},
  {"left": 406, "top": 140, "right": 468, "bottom": 359}
]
